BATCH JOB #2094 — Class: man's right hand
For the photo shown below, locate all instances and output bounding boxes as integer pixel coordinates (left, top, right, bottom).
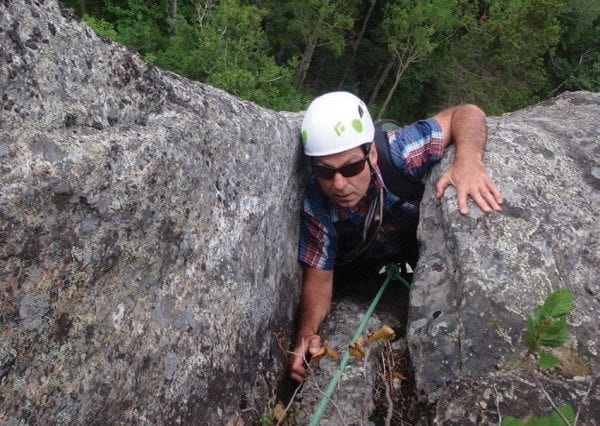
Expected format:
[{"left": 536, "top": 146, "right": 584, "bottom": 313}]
[{"left": 290, "top": 334, "right": 321, "bottom": 382}]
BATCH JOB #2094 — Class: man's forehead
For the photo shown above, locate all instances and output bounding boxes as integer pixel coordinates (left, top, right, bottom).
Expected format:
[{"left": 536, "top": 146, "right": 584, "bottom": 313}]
[{"left": 313, "top": 146, "right": 365, "bottom": 164}]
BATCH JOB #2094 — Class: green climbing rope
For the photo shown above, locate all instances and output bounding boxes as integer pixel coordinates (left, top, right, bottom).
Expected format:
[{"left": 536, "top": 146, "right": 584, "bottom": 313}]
[{"left": 308, "top": 263, "right": 410, "bottom": 425}]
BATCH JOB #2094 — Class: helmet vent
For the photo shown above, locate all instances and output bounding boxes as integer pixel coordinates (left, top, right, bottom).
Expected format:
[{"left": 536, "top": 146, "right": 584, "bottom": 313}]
[{"left": 358, "top": 104, "right": 364, "bottom": 118}]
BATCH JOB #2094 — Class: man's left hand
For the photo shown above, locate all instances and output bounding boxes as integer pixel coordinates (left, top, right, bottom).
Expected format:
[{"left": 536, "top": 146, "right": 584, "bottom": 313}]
[{"left": 435, "top": 159, "right": 503, "bottom": 215}]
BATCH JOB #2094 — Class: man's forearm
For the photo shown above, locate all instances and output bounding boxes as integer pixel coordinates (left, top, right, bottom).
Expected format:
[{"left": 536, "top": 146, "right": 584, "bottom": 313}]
[
  {"left": 434, "top": 103, "right": 503, "bottom": 214},
  {"left": 297, "top": 266, "right": 333, "bottom": 339},
  {"left": 448, "top": 104, "right": 487, "bottom": 164}
]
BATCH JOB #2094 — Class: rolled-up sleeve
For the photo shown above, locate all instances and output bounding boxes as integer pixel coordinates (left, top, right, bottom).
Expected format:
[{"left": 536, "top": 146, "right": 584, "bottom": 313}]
[{"left": 387, "top": 118, "right": 444, "bottom": 180}]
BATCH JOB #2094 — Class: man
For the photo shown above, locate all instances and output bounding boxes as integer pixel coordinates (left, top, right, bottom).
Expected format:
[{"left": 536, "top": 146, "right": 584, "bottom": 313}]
[{"left": 290, "top": 91, "right": 503, "bottom": 382}]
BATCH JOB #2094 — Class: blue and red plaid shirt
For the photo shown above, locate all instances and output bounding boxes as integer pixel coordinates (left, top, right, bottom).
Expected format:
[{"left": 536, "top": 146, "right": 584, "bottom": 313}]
[{"left": 298, "top": 118, "right": 444, "bottom": 270}]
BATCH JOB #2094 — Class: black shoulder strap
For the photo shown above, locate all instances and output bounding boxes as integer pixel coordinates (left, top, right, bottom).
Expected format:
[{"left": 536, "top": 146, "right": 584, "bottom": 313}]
[{"left": 373, "top": 119, "right": 424, "bottom": 200}]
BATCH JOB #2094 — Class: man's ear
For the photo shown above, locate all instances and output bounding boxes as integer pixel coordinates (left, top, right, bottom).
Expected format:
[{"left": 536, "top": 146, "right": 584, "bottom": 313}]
[{"left": 369, "top": 142, "right": 378, "bottom": 164}]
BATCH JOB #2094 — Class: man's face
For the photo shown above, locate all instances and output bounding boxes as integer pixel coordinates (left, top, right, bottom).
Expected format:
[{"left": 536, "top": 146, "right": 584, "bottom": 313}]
[{"left": 313, "top": 145, "right": 377, "bottom": 209}]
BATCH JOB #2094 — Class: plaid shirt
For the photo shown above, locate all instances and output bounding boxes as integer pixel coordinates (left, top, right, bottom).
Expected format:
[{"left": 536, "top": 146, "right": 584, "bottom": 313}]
[{"left": 298, "top": 118, "right": 444, "bottom": 270}]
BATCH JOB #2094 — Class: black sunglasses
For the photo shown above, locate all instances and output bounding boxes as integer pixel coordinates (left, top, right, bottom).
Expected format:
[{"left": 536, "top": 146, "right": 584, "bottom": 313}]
[{"left": 313, "top": 155, "right": 369, "bottom": 180}]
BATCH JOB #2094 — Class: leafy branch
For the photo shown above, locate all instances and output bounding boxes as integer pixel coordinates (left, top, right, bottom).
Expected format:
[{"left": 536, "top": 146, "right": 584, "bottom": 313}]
[
  {"left": 521, "top": 288, "right": 572, "bottom": 370},
  {"left": 501, "top": 288, "right": 581, "bottom": 426}
]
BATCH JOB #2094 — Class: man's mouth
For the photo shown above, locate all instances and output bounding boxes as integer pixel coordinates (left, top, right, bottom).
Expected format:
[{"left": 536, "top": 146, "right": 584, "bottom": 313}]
[{"left": 333, "top": 193, "right": 354, "bottom": 202}]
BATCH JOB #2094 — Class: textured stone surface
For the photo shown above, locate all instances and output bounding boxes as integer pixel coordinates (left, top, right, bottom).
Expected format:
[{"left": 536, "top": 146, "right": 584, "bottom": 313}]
[
  {"left": 287, "top": 298, "right": 398, "bottom": 426},
  {"left": 287, "top": 270, "right": 411, "bottom": 425},
  {"left": 409, "top": 92, "right": 599, "bottom": 419},
  {"left": 0, "top": 0, "right": 303, "bottom": 423},
  {"left": 434, "top": 373, "right": 599, "bottom": 424}
]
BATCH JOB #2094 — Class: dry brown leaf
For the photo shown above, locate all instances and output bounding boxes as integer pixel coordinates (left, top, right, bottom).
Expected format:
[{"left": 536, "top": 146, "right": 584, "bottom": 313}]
[
  {"left": 392, "top": 371, "right": 407, "bottom": 380},
  {"left": 310, "top": 345, "right": 327, "bottom": 364},
  {"left": 273, "top": 402, "right": 286, "bottom": 422},
  {"left": 368, "top": 325, "right": 396, "bottom": 342},
  {"left": 324, "top": 341, "right": 341, "bottom": 360},
  {"left": 551, "top": 347, "right": 591, "bottom": 377},
  {"left": 348, "top": 336, "right": 366, "bottom": 359}
]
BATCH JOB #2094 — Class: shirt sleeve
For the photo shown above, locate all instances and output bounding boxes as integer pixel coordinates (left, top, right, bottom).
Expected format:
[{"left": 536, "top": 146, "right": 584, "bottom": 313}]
[
  {"left": 297, "top": 180, "right": 338, "bottom": 270},
  {"left": 386, "top": 118, "right": 444, "bottom": 180}
]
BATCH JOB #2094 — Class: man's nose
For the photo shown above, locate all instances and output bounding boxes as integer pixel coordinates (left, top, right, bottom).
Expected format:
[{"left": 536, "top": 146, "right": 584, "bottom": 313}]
[{"left": 332, "top": 171, "right": 347, "bottom": 189}]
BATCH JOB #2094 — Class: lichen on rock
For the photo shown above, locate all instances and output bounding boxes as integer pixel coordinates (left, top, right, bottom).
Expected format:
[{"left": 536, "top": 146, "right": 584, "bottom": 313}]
[{"left": 0, "top": 0, "right": 304, "bottom": 423}]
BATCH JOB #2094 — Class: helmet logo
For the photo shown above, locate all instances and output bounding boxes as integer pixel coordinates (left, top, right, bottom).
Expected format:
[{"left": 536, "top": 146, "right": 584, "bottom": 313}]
[
  {"left": 334, "top": 120, "right": 363, "bottom": 137},
  {"left": 301, "top": 130, "right": 308, "bottom": 145},
  {"left": 334, "top": 121, "right": 345, "bottom": 137}
]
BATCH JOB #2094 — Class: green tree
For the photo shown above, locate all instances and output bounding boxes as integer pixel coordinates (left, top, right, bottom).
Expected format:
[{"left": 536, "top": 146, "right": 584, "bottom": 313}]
[
  {"left": 155, "top": 0, "right": 305, "bottom": 110},
  {"left": 547, "top": 0, "right": 600, "bottom": 94},
  {"left": 63, "top": 0, "right": 305, "bottom": 110},
  {"left": 106, "top": 0, "right": 169, "bottom": 55},
  {"left": 433, "top": 0, "right": 564, "bottom": 114},
  {"left": 293, "top": 0, "right": 360, "bottom": 89},
  {"left": 338, "top": 0, "right": 377, "bottom": 89},
  {"left": 264, "top": 0, "right": 361, "bottom": 89},
  {"left": 372, "top": 0, "right": 458, "bottom": 118},
  {"left": 60, "top": 0, "right": 595, "bottom": 115}
]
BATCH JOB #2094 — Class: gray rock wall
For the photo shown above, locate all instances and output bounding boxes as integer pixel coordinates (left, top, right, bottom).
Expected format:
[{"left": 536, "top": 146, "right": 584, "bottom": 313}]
[
  {"left": 2, "top": 0, "right": 599, "bottom": 424},
  {"left": 409, "top": 92, "right": 599, "bottom": 420},
  {"left": 1, "top": 0, "right": 303, "bottom": 423}
]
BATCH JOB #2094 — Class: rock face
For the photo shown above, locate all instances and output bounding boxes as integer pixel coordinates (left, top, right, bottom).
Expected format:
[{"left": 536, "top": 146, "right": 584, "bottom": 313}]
[
  {"left": 0, "top": 1, "right": 303, "bottom": 424},
  {"left": 2, "top": 0, "right": 599, "bottom": 424},
  {"left": 409, "top": 91, "right": 599, "bottom": 421},
  {"left": 287, "top": 299, "right": 384, "bottom": 426},
  {"left": 434, "top": 373, "right": 599, "bottom": 424}
]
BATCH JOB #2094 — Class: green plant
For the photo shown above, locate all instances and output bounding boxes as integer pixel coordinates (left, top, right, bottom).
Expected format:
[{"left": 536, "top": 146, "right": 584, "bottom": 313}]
[
  {"left": 502, "top": 403, "right": 575, "bottom": 425},
  {"left": 500, "top": 288, "right": 579, "bottom": 425},
  {"left": 522, "top": 288, "right": 573, "bottom": 370}
]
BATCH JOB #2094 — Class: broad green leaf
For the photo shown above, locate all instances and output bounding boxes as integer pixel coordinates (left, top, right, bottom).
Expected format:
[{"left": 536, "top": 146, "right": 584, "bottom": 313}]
[
  {"left": 524, "top": 417, "right": 552, "bottom": 426},
  {"left": 539, "top": 351, "right": 560, "bottom": 370},
  {"left": 525, "top": 315, "right": 540, "bottom": 337},
  {"left": 538, "top": 316, "right": 567, "bottom": 335},
  {"left": 543, "top": 288, "right": 573, "bottom": 317},
  {"left": 532, "top": 305, "right": 549, "bottom": 321},
  {"left": 538, "top": 325, "right": 567, "bottom": 347},
  {"left": 506, "top": 403, "right": 576, "bottom": 425},
  {"left": 549, "top": 404, "right": 575, "bottom": 425}
]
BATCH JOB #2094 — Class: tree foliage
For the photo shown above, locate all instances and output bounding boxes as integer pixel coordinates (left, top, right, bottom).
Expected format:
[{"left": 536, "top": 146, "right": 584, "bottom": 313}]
[{"left": 62, "top": 0, "right": 599, "bottom": 118}]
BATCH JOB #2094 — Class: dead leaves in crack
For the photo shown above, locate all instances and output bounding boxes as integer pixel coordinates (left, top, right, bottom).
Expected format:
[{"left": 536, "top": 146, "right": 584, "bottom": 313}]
[
  {"left": 368, "top": 325, "right": 396, "bottom": 343},
  {"left": 310, "top": 341, "right": 341, "bottom": 364},
  {"left": 311, "top": 325, "right": 397, "bottom": 363},
  {"left": 349, "top": 336, "right": 367, "bottom": 360}
]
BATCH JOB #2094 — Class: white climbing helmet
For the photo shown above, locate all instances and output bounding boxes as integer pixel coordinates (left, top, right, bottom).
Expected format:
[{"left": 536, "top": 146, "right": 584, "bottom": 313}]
[{"left": 301, "top": 91, "right": 375, "bottom": 156}]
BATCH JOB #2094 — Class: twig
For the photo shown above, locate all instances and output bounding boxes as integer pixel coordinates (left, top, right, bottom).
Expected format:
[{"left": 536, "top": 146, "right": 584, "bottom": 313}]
[
  {"left": 533, "top": 374, "right": 572, "bottom": 425},
  {"left": 382, "top": 372, "right": 393, "bottom": 426},
  {"left": 493, "top": 383, "right": 503, "bottom": 424},
  {"left": 240, "top": 407, "right": 260, "bottom": 416},
  {"left": 573, "top": 378, "right": 595, "bottom": 426},
  {"left": 306, "top": 362, "right": 347, "bottom": 425},
  {"left": 258, "top": 75, "right": 285, "bottom": 84},
  {"left": 275, "top": 382, "right": 303, "bottom": 426},
  {"left": 380, "top": 347, "right": 393, "bottom": 425},
  {"left": 361, "top": 346, "right": 371, "bottom": 426},
  {"left": 274, "top": 333, "right": 337, "bottom": 424}
]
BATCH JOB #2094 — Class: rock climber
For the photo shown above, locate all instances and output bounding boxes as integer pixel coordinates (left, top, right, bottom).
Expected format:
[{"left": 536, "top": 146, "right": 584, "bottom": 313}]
[{"left": 290, "top": 91, "right": 503, "bottom": 382}]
